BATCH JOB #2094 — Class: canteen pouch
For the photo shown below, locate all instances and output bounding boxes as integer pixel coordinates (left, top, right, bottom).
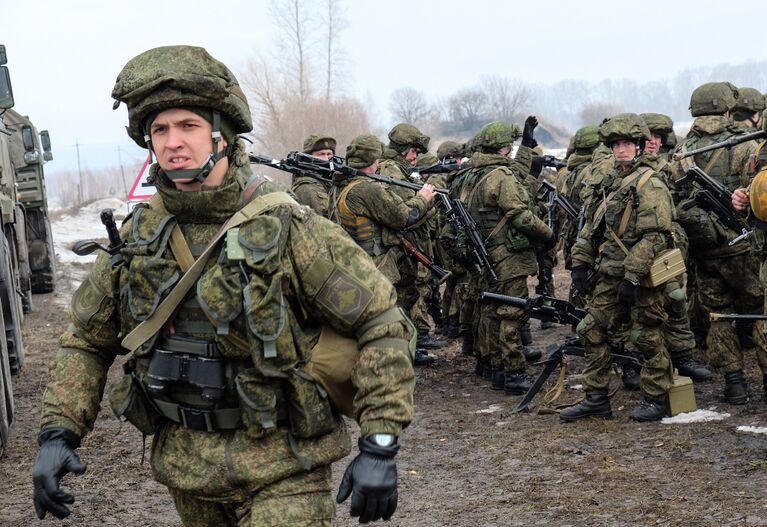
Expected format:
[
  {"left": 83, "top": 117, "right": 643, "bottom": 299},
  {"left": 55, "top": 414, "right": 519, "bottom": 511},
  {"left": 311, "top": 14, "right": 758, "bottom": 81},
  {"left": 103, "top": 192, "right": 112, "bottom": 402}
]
[
  {"left": 235, "top": 369, "right": 280, "bottom": 440},
  {"left": 109, "top": 362, "right": 164, "bottom": 436},
  {"left": 285, "top": 368, "right": 335, "bottom": 439}
]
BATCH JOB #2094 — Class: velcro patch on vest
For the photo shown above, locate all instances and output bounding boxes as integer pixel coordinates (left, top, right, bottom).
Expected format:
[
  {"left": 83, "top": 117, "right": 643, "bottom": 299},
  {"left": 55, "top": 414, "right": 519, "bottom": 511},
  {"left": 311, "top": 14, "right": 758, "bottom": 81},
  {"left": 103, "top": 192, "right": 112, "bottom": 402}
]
[{"left": 315, "top": 268, "right": 374, "bottom": 326}]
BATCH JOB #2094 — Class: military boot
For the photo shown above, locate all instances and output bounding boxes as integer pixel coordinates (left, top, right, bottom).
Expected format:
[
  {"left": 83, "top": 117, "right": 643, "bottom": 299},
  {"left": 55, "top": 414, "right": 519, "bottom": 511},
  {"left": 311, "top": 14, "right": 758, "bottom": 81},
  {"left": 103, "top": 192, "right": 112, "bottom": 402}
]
[
  {"left": 629, "top": 398, "right": 667, "bottom": 422},
  {"left": 559, "top": 391, "right": 612, "bottom": 422},
  {"left": 523, "top": 346, "right": 542, "bottom": 362},
  {"left": 447, "top": 317, "right": 461, "bottom": 339},
  {"left": 504, "top": 370, "right": 535, "bottom": 395},
  {"left": 416, "top": 334, "right": 447, "bottom": 349},
  {"left": 724, "top": 371, "right": 748, "bottom": 404},
  {"left": 621, "top": 364, "right": 641, "bottom": 391},
  {"left": 414, "top": 349, "right": 436, "bottom": 366},
  {"left": 490, "top": 368, "right": 505, "bottom": 390},
  {"left": 462, "top": 333, "right": 474, "bottom": 356},
  {"left": 673, "top": 356, "right": 712, "bottom": 382},
  {"left": 520, "top": 323, "right": 533, "bottom": 346}
]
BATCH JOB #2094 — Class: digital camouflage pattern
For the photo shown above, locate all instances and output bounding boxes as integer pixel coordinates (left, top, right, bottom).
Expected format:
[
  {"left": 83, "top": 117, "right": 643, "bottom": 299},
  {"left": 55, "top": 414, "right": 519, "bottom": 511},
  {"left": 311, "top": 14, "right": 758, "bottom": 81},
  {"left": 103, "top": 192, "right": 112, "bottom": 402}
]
[
  {"left": 345, "top": 134, "right": 382, "bottom": 169},
  {"left": 688, "top": 81, "right": 738, "bottom": 117},
  {"left": 387, "top": 123, "right": 430, "bottom": 155},
  {"left": 598, "top": 113, "right": 651, "bottom": 146},
  {"left": 41, "top": 138, "right": 415, "bottom": 522},
  {"left": 572, "top": 154, "right": 675, "bottom": 399},
  {"left": 302, "top": 134, "right": 336, "bottom": 154},
  {"left": 291, "top": 177, "right": 331, "bottom": 217}
]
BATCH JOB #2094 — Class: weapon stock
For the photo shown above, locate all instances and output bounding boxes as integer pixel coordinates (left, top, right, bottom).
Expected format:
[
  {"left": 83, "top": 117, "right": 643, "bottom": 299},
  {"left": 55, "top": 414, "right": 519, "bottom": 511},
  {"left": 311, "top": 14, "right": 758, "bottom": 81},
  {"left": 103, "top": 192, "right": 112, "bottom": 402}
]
[
  {"left": 672, "top": 130, "right": 767, "bottom": 161},
  {"left": 710, "top": 312, "right": 767, "bottom": 322},
  {"left": 401, "top": 238, "right": 450, "bottom": 283}
]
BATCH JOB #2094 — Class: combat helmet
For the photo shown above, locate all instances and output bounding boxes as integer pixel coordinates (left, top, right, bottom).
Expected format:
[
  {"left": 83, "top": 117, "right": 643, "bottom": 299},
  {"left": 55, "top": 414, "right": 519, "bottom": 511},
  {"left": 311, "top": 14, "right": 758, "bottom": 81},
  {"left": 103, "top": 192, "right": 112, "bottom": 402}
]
[
  {"left": 388, "top": 123, "right": 430, "bottom": 155},
  {"left": 303, "top": 134, "right": 337, "bottom": 154},
  {"left": 598, "top": 113, "right": 651, "bottom": 147},
  {"left": 689, "top": 82, "right": 738, "bottom": 117},
  {"left": 436, "top": 140, "right": 463, "bottom": 161},
  {"left": 473, "top": 121, "right": 522, "bottom": 152},
  {"left": 733, "top": 87, "right": 766, "bottom": 123},
  {"left": 112, "top": 45, "right": 253, "bottom": 182},
  {"left": 573, "top": 125, "right": 600, "bottom": 152}
]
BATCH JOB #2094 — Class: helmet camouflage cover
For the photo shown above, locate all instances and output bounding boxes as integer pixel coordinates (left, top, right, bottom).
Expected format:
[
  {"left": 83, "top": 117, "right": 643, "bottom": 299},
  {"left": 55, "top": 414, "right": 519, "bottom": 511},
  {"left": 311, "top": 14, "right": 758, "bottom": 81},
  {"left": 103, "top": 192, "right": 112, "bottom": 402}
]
[
  {"left": 474, "top": 121, "right": 522, "bottom": 151},
  {"left": 388, "top": 123, "right": 430, "bottom": 154},
  {"left": 436, "top": 140, "right": 463, "bottom": 161},
  {"left": 112, "top": 45, "right": 253, "bottom": 148},
  {"left": 734, "top": 87, "right": 766, "bottom": 113},
  {"left": 573, "top": 125, "right": 600, "bottom": 151},
  {"left": 416, "top": 152, "right": 439, "bottom": 168},
  {"left": 689, "top": 81, "right": 738, "bottom": 117},
  {"left": 598, "top": 113, "right": 651, "bottom": 146},
  {"left": 303, "top": 134, "right": 337, "bottom": 154},
  {"left": 639, "top": 113, "right": 674, "bottom": 136},
  {"left": 345, "top": 134, "right": 382, "bottom": 168}
]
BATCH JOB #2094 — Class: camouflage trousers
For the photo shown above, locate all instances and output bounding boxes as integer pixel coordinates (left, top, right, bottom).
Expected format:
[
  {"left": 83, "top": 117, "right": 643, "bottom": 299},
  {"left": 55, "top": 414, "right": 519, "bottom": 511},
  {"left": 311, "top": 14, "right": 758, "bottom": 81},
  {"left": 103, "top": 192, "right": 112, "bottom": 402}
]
[
  {"left": 696, "top": 252, "right": 765, "bottom": 373},
  {"left": 168, "top": 465, "right": 334, "bottom": 526},
  {"left": 660, "top": 279, "right": 698, "bottom": 362},
  {"left": 445, "top": 271, "right": 469, "bottom": 320},
  {"left": 577, "top": 273, "right": 673, "bottom": 400},
  {"left": 409, "top": 262, "right": 433, "bottom": 333},
  {"left": 480, "top": 275, "right": 529, "bottom": 372}
]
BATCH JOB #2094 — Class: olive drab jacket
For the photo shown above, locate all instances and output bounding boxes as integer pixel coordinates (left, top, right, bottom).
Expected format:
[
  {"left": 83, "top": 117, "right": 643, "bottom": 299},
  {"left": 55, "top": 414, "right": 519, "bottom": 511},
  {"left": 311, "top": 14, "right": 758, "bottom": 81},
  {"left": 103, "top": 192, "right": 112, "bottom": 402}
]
[
  {"left": 41, "top": 140, "right": 415, "bottom": 501},
  {"left": 463, "top": 152, "right": 552, "bottom": 280},
  {"left": 291, "top": 176, "right": 331, "bottom": 217},
  {"left": 572, "top": 154, "right": 674, "bottom": 284}
]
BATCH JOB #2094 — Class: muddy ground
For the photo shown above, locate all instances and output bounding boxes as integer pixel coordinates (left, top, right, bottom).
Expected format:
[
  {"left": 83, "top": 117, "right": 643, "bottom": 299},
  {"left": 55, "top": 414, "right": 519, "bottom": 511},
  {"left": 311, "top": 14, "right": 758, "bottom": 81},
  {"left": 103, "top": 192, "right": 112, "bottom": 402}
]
[{"left": 1, "top": 258, "right": 767, "bottom": 527}]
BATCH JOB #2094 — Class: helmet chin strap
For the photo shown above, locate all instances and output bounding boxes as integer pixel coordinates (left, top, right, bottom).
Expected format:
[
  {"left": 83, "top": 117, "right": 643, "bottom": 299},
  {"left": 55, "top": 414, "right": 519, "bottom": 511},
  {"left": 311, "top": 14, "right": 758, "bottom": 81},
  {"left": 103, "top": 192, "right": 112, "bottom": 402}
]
[{"left": 145, "top": 111, "right": 233, "bottom": 183}]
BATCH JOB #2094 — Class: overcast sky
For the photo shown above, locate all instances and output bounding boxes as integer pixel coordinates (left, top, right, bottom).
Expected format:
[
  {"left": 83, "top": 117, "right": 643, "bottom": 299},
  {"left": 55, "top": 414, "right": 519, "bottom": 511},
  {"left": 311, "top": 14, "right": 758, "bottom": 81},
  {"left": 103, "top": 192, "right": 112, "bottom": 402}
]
[{"left": 2, "top": 0, "right": 765, "bottom": 174}]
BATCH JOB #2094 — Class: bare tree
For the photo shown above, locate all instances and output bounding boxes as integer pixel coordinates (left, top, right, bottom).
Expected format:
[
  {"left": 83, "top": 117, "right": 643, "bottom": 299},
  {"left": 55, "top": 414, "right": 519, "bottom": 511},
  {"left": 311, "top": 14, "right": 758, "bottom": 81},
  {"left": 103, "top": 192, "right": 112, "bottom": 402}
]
[
  {"left": 270, "top": 0, "right": 313, "bottom": 103},
  {"left": 578, "top": 102, "right": 625, "bottom": 127},
  {"left": 446, "top": 88, "right": 488, "bottom": 133},
  {"left": 321, "top": 0, "right": 348, "bottom": 100},
  {"left": 389, "top": 87, "right": 432, "bottom": 127},
  {"left": 481, "top": 75, "right": 532, "bottom": 122}
]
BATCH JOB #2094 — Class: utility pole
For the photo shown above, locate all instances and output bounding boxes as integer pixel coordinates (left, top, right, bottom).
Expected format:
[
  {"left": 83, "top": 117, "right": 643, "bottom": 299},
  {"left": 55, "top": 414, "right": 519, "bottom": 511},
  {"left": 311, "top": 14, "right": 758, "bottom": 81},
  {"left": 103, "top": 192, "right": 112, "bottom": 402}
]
[{"left": 75, "top": 138, "right": 83, "bottom": 204}]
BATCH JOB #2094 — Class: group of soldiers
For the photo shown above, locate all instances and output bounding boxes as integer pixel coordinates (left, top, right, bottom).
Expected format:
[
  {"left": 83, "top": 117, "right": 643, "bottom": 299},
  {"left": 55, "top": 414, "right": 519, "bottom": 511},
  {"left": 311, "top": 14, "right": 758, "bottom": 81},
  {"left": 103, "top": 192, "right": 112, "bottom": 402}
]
[{"left": 288, "top": 80, "right": 767, "bottom": 424}]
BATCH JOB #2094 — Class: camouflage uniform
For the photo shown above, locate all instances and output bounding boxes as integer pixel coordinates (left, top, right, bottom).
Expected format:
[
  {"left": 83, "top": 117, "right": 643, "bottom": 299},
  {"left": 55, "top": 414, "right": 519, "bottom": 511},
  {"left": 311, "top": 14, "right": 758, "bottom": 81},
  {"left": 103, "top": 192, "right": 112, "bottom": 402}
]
[
  {"left": 290, "top": 135, "right": 336, "bottom": 217},
  {"left": 464, "top": 122, "right": 552, "bottom": 384},
  {"left": 37, "top": 47, "right": 414, "bottom": 526},
  {"left": 670, "top": 83, "right": 764, "bottom": 397},
  {"left": 571, "top": 114, "right": 674, "bottom": 411}
]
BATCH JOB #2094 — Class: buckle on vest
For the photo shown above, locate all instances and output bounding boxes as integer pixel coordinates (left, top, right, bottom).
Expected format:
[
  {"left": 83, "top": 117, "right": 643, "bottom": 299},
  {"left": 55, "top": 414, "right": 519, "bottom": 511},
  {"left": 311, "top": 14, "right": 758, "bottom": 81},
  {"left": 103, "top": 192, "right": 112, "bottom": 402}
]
[{"left": 178, "top": 406, "right": 215, "bottom": 432}]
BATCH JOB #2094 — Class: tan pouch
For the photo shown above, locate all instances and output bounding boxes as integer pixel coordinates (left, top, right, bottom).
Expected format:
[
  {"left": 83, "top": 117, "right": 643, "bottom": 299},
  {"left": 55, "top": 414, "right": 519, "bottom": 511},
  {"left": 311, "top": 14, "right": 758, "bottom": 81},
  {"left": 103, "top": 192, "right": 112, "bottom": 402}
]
[
  {"left": 306, "top": 326, "right": 359, "bottom": 418},
  {"left": 640, "top": 248, "right": 686, "bottom": 288}
]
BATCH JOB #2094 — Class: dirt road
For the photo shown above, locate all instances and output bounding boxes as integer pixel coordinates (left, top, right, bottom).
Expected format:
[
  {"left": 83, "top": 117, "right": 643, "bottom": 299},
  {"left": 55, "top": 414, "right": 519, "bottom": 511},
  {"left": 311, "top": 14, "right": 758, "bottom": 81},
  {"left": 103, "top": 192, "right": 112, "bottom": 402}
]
[{"left": 2, "top": 261, "right": 767, "bottom": 526}]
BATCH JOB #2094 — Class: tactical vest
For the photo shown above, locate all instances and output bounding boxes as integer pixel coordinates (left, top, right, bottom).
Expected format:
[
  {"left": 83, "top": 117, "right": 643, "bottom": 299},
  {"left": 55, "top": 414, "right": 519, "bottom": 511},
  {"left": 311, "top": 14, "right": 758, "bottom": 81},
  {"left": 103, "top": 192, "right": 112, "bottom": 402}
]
[
  {"left": 335, "top": 179, "right": 386, "bottom": 257},
  {"left": 686, "top": 130, "right": 735, "bottom": 191}
]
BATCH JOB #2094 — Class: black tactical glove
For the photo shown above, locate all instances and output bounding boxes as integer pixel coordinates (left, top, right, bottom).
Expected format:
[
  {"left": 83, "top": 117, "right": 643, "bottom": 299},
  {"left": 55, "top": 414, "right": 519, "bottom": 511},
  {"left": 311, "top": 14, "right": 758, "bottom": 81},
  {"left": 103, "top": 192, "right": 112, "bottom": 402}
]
[
  {"left": 571, "top": 266, "right": 591, "bottom": 295},
  {"left": 617, "top": 279, "right": 639, "bottom": 307},
  {"left": 336, "top": 436, "right": 400, "bottom": 524},
  {"left": 522, "top": 115, "right": 539, "bottom": 148},
  {"left": 33, "top": 427, "right": 86, "bottom": 520}
]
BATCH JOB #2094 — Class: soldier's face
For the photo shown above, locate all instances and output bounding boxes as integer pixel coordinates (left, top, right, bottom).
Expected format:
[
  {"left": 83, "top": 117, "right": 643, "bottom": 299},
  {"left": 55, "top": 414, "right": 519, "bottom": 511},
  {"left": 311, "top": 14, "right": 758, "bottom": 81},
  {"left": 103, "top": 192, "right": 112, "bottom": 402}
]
[
  {"left": 645, "top": 133, "right": 663, "bottom": 155},
  {"left": 149, "top": 108, "right": 228, "bottom": 191},
  {"left": 611, "top": 140, "right": 638, "bottom": 162},
  {"left": 405, "top": 147, "right": 419, "bottom": 165},
  {"left": 311, "top": 148, "right": 334, "bottom": 160}
]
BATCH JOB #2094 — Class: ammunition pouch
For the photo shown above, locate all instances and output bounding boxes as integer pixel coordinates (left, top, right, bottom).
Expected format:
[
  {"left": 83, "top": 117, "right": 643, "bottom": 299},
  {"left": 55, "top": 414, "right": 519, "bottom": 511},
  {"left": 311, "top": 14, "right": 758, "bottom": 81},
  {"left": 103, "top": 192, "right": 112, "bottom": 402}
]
[
  {"left": 109, "top": 359, "right": 164, "bottom": 436},
  {"left": 146, "top": 336, "right": 228, "bottom": 402},
  {"left": 676, "top": 203, "right": 722, "bottom": 250}
]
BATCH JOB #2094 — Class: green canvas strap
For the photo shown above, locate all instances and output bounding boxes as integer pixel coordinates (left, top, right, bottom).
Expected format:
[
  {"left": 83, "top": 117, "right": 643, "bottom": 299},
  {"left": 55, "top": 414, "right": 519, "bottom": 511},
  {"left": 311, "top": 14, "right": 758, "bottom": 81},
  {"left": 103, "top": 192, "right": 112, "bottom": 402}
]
[{"left": 121, "top": 191, "right": 300, "bottom": 354}]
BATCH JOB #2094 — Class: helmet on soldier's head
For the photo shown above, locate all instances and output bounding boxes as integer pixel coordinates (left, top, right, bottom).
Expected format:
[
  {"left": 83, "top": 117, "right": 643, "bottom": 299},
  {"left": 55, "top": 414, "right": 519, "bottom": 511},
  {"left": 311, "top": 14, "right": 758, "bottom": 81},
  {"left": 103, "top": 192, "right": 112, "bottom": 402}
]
[
  {"left": 689, "top": 82, "right": 738, "bottom": 117},
  {"left": 598, "top": 113, "right": 651, "bottom": 148},
  {"left": 474, "top": 121, "right": 522, "bottom": 151},
  {"left": 734, "top": 87, "right": 766, "bottom": 113},
  {"left": 112, "top": 45, "right": 252, "bottom": 149},
  {"left": 303, "top": 134, "right": 336, "bottom": 154},
  {"left": 639, "top": 113, "right": 674, "bottom": 137},
  {"left": 565, "top": 135, "right": 576, "bottom": 159},
  {"left": 436, "top": 140, "right": 463, "bottom": 161},
  {"left": 663, "top": 132, "right": 678, "bottom": 151},
  {"left": 749, "top": 168, "right": 767, "bottom": 221},
  {"left": 416, "top": 152, "right": 438, "bottom": 168},
  {"left": 388, "top": 123, "right": 430, "bottom": 154},
  {"left": 573, "top": 125, "right": 600, "bottom": 152},
  {"left": 345, "top": 134, "right": 382, "bottom": 168}
]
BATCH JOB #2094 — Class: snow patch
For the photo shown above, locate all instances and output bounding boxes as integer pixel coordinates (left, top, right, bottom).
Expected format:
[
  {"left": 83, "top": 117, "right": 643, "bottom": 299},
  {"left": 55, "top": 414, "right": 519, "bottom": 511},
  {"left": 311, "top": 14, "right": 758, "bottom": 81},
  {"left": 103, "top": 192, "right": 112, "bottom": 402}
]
[
  {"left": 661, "top": 409, "right": 731, "bottom": 424},
  {"left": 475, "top": 404, "right": 503, "bottom": 414},
  {"left": 736, "top": 426, "right": 767, "bottom": 435},
  {"left": 52, "top": 199, "right": 129, "bottom": 265}
]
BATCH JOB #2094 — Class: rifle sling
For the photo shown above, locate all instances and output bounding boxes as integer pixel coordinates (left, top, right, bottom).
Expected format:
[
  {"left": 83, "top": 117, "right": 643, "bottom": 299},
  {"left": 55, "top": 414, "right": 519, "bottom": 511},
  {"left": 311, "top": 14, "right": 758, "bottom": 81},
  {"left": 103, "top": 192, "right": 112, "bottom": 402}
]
[{"left": 121, "top": 191, "right": 299, "bottom": 354}]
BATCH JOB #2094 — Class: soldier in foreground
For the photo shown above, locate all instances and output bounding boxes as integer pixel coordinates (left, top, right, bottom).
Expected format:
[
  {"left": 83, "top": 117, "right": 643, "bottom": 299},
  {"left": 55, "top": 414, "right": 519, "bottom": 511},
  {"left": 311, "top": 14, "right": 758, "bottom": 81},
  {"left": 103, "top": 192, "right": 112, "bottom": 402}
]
[
  {"left": 566, "top": 114, "right": 674, "bottom": 422},
  {"left": 290, "top": 134, "right": 336, "bottom": 216},
  {"left": 32, "top": 46, "right": 415, "bottom": 525}
]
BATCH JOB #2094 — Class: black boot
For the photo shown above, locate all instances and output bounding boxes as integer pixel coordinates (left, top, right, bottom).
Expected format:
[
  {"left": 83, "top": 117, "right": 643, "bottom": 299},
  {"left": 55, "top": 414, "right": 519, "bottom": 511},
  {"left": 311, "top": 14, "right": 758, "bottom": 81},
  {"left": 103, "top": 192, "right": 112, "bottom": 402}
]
[
  {"left": 724, "top": 371, "right": 748, "bottom": 404},
  {"left": 416, "top": 334, "right": 447, "bottom": 349},
  {"left": 520, "top": 324, "right": 533, "bottom": 346},
  {"left": 621, "top": 364, "right": 641, "bottom": 391},
  {"left": 629, "top": 398, "right": 667, "bottom": 422},
  {"left": 473, "top": 357, "right": 486, "bottom": 377},
  {"left": 490, "top": 368, "right": 505, "bottom": 390},
  {"left": 523, "top": 346, "right": 542, "bottom": 362},
  {"left": 559, "top": 391, "right": 612, "bottom": 422},
  {"left": 462, "top": 333, "right": 474, "bottom": 356},
  {"left": 674, "top": 356, "right": 713, "bottom": 382},
  {"left": 447, "top": 319, "right": 461, "bottom": 339},
  {"left": 504, "top": 370, "right": 534, "bottom": 395},
  {"left": 414, "top": 349, "right": 436, "bottom": 366}
]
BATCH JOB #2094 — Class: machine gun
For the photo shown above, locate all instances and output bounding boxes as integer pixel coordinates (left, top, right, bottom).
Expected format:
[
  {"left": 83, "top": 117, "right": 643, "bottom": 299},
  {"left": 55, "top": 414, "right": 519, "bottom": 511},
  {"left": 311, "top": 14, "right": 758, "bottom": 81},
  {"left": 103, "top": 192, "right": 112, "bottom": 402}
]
[
  {"left": 532, "top": 154, "right": 567, "bottom": 171},
  {"left": 481, "top": 292, "right": 642, "bottom": 413},
  {"left": 536, "top": 180, "right": 580, "bottom": 222},
  {"left": 250, "top": 151, "right": 334, "bottom": 184},
  {"left": 672, "top": 130, "right": 767, "bottom": 161},
  {"left": 408, "top": 160, "right": 466, "bottom": 177},
  {"left": 71, "top": 209, "right": 125, "bottom": 265},
  {"left": 677, "top": 165, "right": 751, "bottom": 246}
]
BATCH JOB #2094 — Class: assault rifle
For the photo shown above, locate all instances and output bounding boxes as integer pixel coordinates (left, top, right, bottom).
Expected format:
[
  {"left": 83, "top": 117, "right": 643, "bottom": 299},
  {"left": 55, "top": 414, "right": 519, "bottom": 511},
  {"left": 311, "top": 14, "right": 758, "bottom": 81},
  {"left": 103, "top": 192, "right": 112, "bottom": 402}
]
[
  {"left": 481, "top": 292, "right": 643, "bottom": 413},
  {"left": 408, "top": 160, "right": 466, "bottom": 177},
  {"left": 536, "top": 180, "right": 580, "bottom": 222},
  {"left": 532, "top": 154, "right": 567, "bottom": 171},
  {"left": 710, "top": 312, "right": 767, "bottom": 322},
  {"left": 71, "top": 209, "right": 125, "bottom": 265},
  {"left": 402, "top": 238, "right": 450, "bottom": 283},
  {"left": 251, "top": 152, "right": 498, "bottom": 281},
  {"left": 672, "top": 129, "right": 767, "bottom": 161},
  {"left": 677, "top": 165, "right": 751, "bottom": 246}
]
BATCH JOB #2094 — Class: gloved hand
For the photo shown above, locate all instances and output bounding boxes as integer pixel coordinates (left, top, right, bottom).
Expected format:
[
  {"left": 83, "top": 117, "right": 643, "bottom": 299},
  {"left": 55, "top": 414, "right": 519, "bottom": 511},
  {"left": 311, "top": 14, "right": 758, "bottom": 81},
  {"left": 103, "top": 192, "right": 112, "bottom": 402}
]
[
  {"left": 522, "top": 115, "right": 539, "bottom": 148},
  {"left": 336, "top": 436, "right": 400, "bottom": 524},
  {"left": 617, "top": 279, "right": 639, "bottom": 307},
  {"left": 571, "top": 266, "right": 591, "bottom": 295},
  {"left": 33, "top": 427, "right": 86, "bottom": 520}
]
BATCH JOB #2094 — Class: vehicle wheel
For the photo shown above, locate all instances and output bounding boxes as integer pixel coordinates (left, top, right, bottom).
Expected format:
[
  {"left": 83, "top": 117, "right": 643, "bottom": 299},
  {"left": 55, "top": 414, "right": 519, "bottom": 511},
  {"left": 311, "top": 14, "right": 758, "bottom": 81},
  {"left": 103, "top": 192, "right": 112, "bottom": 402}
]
[{"left": 0, "top": 236, "right": 24, "bottom": 374}]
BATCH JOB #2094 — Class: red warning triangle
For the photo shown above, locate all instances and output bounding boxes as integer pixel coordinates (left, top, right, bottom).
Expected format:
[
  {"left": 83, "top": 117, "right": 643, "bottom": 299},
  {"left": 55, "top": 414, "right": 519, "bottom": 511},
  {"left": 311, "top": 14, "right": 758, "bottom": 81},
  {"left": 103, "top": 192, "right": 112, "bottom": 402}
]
[{"left": 127, "top": 154, "right": 156, "bottom": 202}]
